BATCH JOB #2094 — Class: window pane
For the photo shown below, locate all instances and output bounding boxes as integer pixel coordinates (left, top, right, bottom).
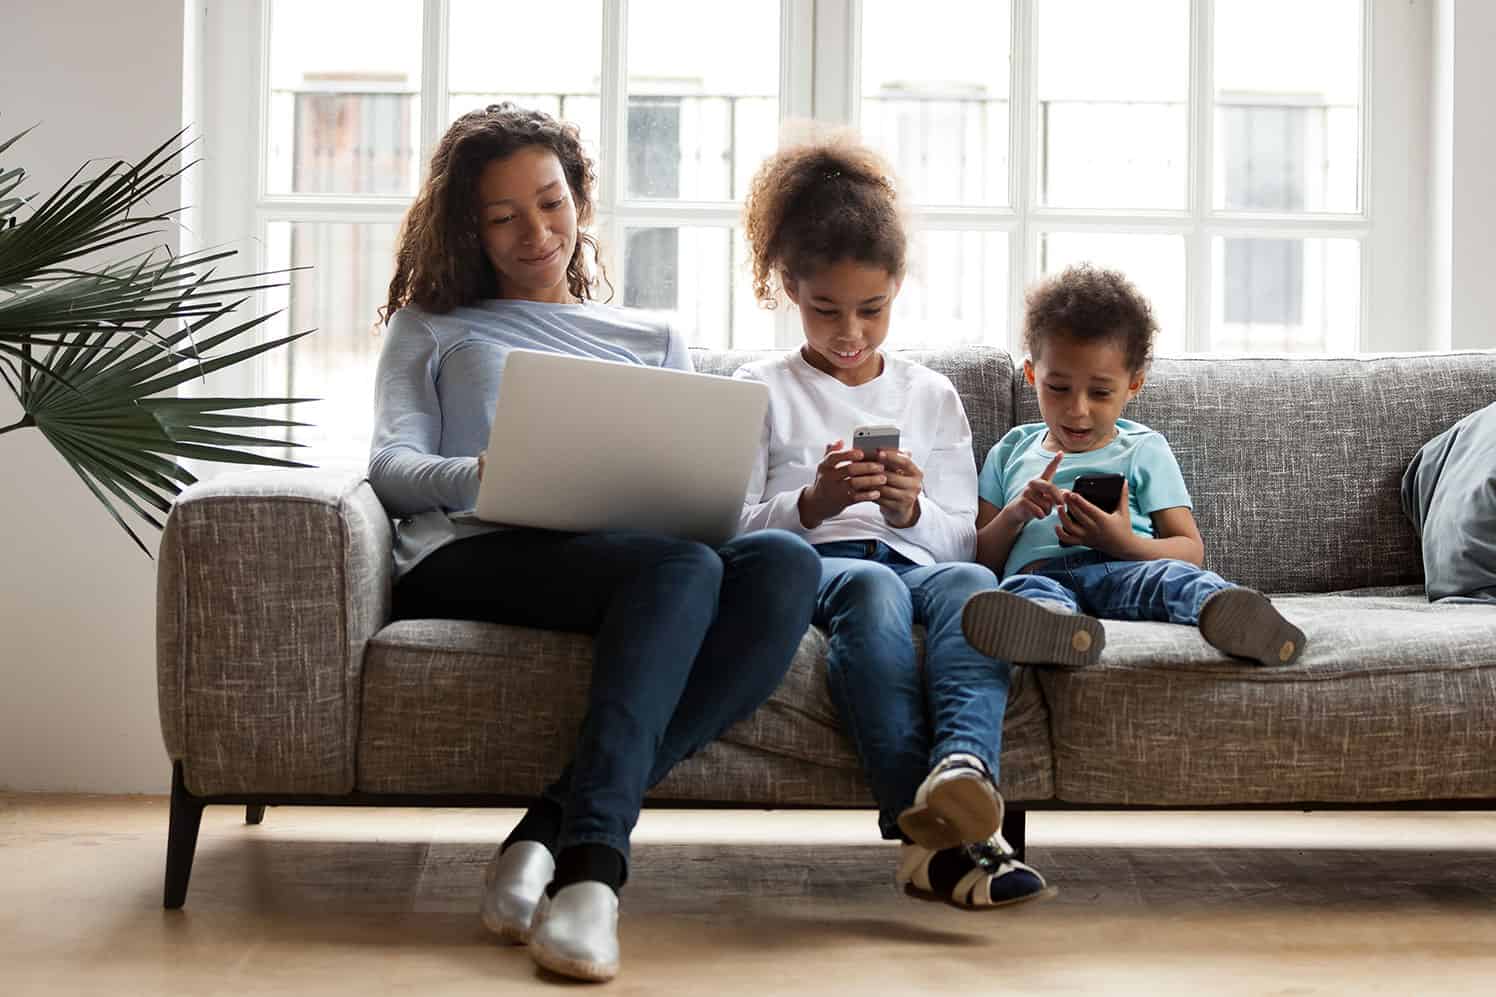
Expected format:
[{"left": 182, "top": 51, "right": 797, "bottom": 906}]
[
  {"left": 1210, "top": 237, "right": 1360, "bottom": 352},
  {"left": 620, "top": 227, "right": 773, "bottom": 349},
  {"left": 891, "top": 231, "right": 1009, "bottom": 347},
  {"left": 267, "top": 1, "right": 421, "bottom": 196},
  {"left": 262, "top": 222, "right": 398, "bottom": 470},
  {"left": 1036, "top": 0, "right": 1189, "bottom": 209},
  {"left": 1214, "top": 0, "right": 1362, "bottom": 213},
  {"left": 447, "top": 0, "right": 603, "bottom": 159},
  {"left": 626, "top": 1, "right": 780, "bottom": 201},
  {"left": 1038, "top": 233, "right": 1187, "bottom": 354},
  {"left": 861, "top": 1, "right": 1010, "bottom": 206}
]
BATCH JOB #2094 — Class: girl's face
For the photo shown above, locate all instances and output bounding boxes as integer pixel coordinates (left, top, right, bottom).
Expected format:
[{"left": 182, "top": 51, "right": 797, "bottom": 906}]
[
  {"left": 784, "top": 260, "right": 902, "bottom": 387},
  {"left": 475, "top": 146, "right": 579, "bottom": 303}
]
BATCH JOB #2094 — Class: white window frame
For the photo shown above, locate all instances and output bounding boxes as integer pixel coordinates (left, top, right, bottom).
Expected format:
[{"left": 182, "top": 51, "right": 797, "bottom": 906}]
[
  {"left": 818, "top": 0, "right": 1423, "bottom": 355},
  {"left": 191, "top": 0, "right": 1430, "bottom": 406},
  {"left": 191, "top": 0, "right": 813, "bottom": 403}
]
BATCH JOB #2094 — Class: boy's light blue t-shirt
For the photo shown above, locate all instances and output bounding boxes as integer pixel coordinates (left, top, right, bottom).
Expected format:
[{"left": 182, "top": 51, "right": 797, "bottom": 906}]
[{"left": 977, "top": 418, "right": 1193, "bottom": 577}]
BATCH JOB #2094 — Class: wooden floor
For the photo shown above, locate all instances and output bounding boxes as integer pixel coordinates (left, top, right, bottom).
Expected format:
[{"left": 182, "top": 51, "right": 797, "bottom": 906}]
[{"left": 5, "top": 795, "right": 1496, "bottom": 995}]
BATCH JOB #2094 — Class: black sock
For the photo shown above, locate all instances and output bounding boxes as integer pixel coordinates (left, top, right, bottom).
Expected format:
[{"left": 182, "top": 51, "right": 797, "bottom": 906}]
[
  {"left": 502, "top": 798, "right": 563, "bottom": 857},
  {"left": 548, "top": 843, "right": 626, "bottom": 897}
]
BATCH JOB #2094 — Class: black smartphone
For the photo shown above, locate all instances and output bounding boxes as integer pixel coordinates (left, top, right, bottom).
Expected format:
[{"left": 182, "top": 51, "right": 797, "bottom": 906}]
[{"left": 1072, "top": 472, "right": 1125, "bottom": 514}]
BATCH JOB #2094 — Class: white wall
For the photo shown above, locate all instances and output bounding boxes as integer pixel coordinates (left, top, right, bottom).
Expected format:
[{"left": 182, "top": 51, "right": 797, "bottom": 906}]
[
  {"left": 0, "top": 0, "right": 186, "bottom": 792},
  {"left": 1446, "top": 0, "right": 1496, "bottom": 349}
]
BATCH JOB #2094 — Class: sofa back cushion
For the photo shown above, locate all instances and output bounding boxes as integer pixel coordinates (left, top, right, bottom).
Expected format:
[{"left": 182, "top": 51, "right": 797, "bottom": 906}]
[
  {"left": 1015, "top": 352, "right": 1496, "bottom": 593},
  {"left": 692, "top": 346, "right": 1016, "bottom": 471}
]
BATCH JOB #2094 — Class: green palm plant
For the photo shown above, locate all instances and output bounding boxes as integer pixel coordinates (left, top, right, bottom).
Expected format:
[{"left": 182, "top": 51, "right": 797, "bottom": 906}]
[{"left": 0, "top": 126, "right": 314, "bottom": 554}]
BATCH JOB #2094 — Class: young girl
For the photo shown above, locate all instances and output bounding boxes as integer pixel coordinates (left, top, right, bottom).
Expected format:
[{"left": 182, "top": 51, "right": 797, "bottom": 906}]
[
  {"left": 735, "top": 136, "right": 1052, "bottom": 909},
  {"left": 370, "top": 103, "right": 820, "bottom": 982}
]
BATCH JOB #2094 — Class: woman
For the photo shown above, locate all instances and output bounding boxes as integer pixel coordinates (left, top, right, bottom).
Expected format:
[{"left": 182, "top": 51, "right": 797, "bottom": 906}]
[{"left": 369, "top": 103, "right": 820, "bottom": 983}]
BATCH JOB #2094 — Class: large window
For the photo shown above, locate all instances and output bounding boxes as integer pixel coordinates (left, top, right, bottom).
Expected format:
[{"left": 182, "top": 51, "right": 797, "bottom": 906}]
[{"left": 198, "top": 0, "right": 1411, "bottom": 469}]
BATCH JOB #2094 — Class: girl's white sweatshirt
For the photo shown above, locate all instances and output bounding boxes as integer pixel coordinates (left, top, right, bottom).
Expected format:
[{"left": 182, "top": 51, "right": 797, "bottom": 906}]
[{"left": 733, "top": 349, "right": 977, "bottom": 565}]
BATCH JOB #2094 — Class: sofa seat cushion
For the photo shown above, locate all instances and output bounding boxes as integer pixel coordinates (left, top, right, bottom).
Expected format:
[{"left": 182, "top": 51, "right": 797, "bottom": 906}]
[
  {"left": 356, "top": 619, "right": 1054, "bottom": 804},
  {"left": 1043, "top": 593, "right": 1496, "bottom": 804}
]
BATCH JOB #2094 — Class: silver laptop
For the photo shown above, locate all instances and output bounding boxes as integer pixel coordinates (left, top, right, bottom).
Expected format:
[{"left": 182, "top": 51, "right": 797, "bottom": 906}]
[{"left": 468, "top": 349, "right": 769, "bottom": 546}]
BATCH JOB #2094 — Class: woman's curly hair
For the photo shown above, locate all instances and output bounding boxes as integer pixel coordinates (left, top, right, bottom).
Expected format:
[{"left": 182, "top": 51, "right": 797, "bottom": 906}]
[
  {"left": 742, "top": 133, "right": 906, "bottom": 306},
  {"left": 1024, "top": 263, "right": 1158, "bottom": 372},
  {"left": 381, "top": 103, "right": 606, "bottom": 321}
]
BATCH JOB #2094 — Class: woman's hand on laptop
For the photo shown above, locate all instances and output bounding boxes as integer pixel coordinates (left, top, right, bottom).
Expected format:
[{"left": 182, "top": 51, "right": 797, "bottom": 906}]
[
  {"left": 797, "top": 440, "right": 887, "bottom": 530},
  {"left": 874, "top": 451, "right": 923, "bottom": 529}
]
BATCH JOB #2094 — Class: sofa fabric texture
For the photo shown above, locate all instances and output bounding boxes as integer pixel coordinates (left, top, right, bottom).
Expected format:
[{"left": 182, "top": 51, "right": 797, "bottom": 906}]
[
  {"left": 156, "top": 471, "right": 391, "bottom": 796},
  {"left": 158, "top": 348, "right": 1496, "bottom": 807}
]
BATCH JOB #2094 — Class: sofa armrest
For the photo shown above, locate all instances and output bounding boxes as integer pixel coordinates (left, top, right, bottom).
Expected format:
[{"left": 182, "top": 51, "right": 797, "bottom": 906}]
[{"left": 157, "top": 470, "right": 393, "bottom": 796}]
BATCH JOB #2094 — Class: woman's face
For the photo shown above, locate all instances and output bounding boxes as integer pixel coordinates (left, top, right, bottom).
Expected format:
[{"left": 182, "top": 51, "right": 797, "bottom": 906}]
[{"left": 475, "top": 146, "right": 579, "bottom": 303}]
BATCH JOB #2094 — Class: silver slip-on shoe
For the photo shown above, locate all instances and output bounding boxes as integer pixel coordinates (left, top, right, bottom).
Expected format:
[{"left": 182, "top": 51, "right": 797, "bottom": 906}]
[
  {"left": 1198, "top": 587, "right": 1306, "bottom": 666},
  {"left": 529, "top": 881, "right": 621, "bottom": 983},
  {"left": 897, "top": 753, "right": 1003, "bottom": 850},
  {"left": 480, "top": 841, "right": 555, "bottom": 944},
  {"left": 961, "top": 589, "right": 1105, "bottom": 669}
]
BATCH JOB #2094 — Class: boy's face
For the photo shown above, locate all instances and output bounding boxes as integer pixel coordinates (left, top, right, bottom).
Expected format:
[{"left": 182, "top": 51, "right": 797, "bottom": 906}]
[{"left": 1025, "top": 331, "right": 1144, "bottom": 453}]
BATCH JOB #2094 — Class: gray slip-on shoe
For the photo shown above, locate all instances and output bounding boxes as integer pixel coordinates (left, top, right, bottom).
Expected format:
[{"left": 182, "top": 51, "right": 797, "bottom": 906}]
[
  {"left": 962, "top": 589, "right": 1105, "bottom": 668},
  {"left": 1199, "top": 587, "right": 1305, "bottom": 666}
]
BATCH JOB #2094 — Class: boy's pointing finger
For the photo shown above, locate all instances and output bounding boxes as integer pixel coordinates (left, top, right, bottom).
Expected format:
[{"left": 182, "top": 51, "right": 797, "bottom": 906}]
[{"left": 1040, "top": 451, "right": 1063, "bottom": 482}]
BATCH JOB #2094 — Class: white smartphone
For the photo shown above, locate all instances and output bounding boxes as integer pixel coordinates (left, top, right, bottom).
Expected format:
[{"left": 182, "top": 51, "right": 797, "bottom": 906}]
[{"left": 851, "top": 424, "right": 901, "bottom": 462}]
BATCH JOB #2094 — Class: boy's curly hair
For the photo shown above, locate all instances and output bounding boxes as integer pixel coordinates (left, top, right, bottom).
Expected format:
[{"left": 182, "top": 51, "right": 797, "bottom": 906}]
[
  {"left": 742, "top": 133, "right": 906, "bottom": 305},
  {"left": 1024, "top": 264, "right": 1158, "bottom": 372},
  {"left": 380, "top": 103, "right": 606, "bottom": 322}
]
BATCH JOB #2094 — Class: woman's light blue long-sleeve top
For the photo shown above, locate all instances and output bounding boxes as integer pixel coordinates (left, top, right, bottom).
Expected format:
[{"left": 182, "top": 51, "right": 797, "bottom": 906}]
[{"left": 368, "top": 298, "right": 688, "bottom": 577}]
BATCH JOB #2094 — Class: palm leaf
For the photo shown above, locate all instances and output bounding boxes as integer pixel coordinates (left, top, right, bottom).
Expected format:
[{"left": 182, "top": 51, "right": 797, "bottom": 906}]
[
  {"left": 0, "top": 126, "right": 300, "bottom": 352},
  {"left": 0, "top": 125, "right": 323, "bottom": 554}
]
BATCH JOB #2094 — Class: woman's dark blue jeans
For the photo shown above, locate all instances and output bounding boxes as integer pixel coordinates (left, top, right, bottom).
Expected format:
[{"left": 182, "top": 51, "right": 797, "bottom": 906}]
[{"left": 393, "top": 527, "right": 820, "bottom": 871}]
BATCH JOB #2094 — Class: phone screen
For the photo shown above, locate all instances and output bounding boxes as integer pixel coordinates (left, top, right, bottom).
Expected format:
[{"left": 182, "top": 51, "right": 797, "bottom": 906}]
[{"left": 1073, "top": 473, "right": 1125, "bottom": 514}]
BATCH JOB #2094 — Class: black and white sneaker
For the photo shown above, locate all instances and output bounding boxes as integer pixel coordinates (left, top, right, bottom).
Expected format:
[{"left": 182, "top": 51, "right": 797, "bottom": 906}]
[
  {"left": 897, "top": 833, "right": 1056, "bottom": 910},
  {"left": 897, "top": 753, "right": 1003, "bottom": 851},
  {"left": 1198, "top": 587, "right": 1305, "bottom": 666},
  {"left": 961, "top": 589, "right": 1105, "bottom": 669}
]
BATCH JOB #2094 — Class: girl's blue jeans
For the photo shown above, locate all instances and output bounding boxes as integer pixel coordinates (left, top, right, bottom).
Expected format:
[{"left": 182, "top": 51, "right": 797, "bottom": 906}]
[{"left": 813, "top": 540, "right": 1008, "bottom": 841}]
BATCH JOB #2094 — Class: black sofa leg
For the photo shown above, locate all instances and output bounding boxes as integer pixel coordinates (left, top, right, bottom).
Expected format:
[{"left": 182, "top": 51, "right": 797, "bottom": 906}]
[
  {"left": 245, "top": 805, "right": 266, "bottom": 825},
  {"left": 1002, "top": 807, "right": 1026, "bottom": 862},
  {"left": 164, "top": 762, "right": 204, "bottom": 910}
]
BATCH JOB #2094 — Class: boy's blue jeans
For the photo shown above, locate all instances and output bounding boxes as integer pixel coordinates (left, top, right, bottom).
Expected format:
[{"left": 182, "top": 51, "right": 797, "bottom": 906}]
[
  {"left": 1003, "top": 549, "right": 1234, "bottom": 624},
  {"left": 813, "top": 540, "right": 1009, "bottom": 841}
]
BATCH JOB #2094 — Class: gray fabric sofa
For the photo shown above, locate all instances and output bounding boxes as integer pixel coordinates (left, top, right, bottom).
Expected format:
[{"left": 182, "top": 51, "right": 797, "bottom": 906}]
[{"left": 155, "top": 347, "right": 1496, "bottom": 908}]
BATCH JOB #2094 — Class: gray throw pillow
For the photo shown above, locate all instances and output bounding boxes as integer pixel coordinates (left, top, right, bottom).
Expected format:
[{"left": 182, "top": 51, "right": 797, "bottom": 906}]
[{"left": 1401, "top": 400, "right": 1496, "bottom": 603}]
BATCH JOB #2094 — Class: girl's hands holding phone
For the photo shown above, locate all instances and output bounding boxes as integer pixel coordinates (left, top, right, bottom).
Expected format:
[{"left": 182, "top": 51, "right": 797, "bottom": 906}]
[
  {"left": 873, "top": 450, "right": 924, "bottom": 528},
  {"left": 798, "top": 440, "right": 887, "bottom": 530}
]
